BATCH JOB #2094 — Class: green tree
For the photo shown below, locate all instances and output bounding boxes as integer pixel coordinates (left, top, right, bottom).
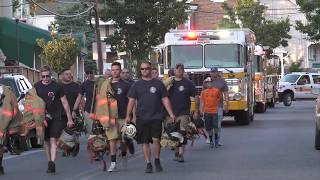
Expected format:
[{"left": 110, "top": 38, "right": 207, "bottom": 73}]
[
  {"left": 288, "top": 61, "right": 303, "bottom": 73},
  {"left": 296, "top": 0, "right": 320, "bottom": 42},
  {"left": 54, "top": 3, "right": 97, "bottom": 72},
  {"left": 99, "top": 0, "right": 188, "bottom": 74},
  {"left": 220, "top": 0, "right": 291, "bottom": 48},
  {"left": 37, "top": 34, "right": 79, "bottom": 75}
]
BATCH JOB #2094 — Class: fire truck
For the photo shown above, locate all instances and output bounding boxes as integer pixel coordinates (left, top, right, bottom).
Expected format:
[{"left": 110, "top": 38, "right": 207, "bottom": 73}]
[
  {"left": 158, "top": 29, "right": 256, "bottom": 125},
  {"left": 253, "top": 46, "right": 268, "bottom": 113}
]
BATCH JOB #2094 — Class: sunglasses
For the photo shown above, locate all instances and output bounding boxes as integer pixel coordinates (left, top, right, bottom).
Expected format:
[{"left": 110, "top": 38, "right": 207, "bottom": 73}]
[
  {"left": 86, "top": 71, "right": 93, "bottom": 74},
  {"left": 140, "top": 67, "right": 151, "bottom": 71},
  {"left": 41, "top": 75, "right": 51, "bottom": 78}
]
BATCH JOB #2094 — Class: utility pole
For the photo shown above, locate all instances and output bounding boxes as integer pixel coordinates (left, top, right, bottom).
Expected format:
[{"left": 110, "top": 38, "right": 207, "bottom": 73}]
[{"left": 94, "top": 0, "right": 104, "bottom": 75}]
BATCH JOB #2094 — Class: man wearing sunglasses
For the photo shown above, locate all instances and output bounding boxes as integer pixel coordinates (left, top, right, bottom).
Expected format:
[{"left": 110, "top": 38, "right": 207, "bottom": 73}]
[
  {"left": 126, "top": 61, "right": 176, "bottom": 173},
  {"left": 34, "top": 65, "right": 74, "bottom": 174}
]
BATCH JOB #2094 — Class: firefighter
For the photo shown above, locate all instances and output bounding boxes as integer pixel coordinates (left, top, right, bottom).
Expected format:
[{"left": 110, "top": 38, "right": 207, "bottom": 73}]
[
  {"left": 0, "top": 85, "right": 21, "bottom": 175},
  {"left": 165, "top": 64, "right": 196, "bottom": 162}
]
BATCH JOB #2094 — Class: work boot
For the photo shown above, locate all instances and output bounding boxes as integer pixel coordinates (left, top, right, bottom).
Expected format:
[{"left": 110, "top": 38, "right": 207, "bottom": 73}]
[
  {"left": 154, "top": 159, "right": 163, "bottom": 172},
  {"left": 46, "top": 161, "right": 56, "bottom": 174},
  {"left": 145, "top": 163, "right": 153, "bottom": 173}
]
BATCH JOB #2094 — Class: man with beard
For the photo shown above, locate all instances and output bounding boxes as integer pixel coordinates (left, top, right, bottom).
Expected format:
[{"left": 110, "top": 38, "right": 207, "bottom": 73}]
[{"left": 60, "top": 69, "right": 81, "bottom": 156}]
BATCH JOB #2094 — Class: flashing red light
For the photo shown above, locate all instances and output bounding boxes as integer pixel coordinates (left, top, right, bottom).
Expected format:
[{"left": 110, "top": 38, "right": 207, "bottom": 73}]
[{"left": 186, "top": 31, "right": 197, "bottom": 40}]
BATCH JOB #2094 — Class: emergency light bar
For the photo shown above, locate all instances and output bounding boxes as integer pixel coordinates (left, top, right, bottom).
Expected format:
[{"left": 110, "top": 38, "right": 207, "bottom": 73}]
[{"left": 180, "top": 31, "right": 224, "bottom": 41}]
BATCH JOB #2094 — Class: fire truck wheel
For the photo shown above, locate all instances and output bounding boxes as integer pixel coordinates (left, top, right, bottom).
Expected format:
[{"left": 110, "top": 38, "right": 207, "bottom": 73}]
[{"left": 234, "top": 111, "right": 250, "bottom": 125}]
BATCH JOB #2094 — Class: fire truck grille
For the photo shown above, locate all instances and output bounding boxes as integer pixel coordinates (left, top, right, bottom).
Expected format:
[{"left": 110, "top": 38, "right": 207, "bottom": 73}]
[{"left": 187, "top": 72, "right": 211, "bottom": 95}]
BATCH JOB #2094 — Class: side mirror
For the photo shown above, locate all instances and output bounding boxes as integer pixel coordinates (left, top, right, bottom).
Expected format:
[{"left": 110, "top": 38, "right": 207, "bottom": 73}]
[{"left": 311, "top": 88, "right": 320, "bottom": 95}]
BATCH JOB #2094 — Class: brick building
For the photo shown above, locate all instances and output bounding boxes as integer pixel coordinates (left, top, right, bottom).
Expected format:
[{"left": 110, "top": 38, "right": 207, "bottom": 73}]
[{"left": 178, "top": 0, "right": 236, "bottom": 30}]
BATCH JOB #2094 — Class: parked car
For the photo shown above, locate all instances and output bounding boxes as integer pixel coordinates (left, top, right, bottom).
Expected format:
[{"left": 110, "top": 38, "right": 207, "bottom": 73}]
[
  {"left": 0, "top": 74, "right": 41, "bottom": 148},
  {"left": 278, "top": 72, "right": 320, "bottom": 106}
]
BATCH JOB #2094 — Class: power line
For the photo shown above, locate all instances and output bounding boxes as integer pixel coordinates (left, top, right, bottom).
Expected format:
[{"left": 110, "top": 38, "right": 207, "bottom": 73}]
[
  {"left": 0, "top": 2, "right": 30, "bottom": 7},
  {"left": 27, "top": 0, "right": 94, "bottom": 18}
]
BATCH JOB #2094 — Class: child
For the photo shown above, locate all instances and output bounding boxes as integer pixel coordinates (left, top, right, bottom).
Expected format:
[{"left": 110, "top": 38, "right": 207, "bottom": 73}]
[{"left": 200, "top": 85, "right": 221, "bottom": 148}]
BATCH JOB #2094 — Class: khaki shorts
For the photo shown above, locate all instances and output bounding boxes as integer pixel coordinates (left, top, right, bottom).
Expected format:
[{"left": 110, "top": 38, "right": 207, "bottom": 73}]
[
  {"left": 105, "top": 118, "right": 125, "bottom": 141},
  {"left": 165, "top": 115, "right": 191, "bottom": 132}
]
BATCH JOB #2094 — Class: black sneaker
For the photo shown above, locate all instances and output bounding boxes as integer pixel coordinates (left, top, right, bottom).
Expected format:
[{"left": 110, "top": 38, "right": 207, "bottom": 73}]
[
  {"left": 128, "top": 141, "right": 135, "bottom": 155},
  {"left": 145, "top": 163, "right": 153, "bottom": 173},
  {"left": 0, "top": 166, "right": 4, "bottom": 175},
  {"left": 46, "top": 161, "right": 56, "bottom": 174},
  {"left": 154, "top": 159, "right": 163, "bottom": 172}
]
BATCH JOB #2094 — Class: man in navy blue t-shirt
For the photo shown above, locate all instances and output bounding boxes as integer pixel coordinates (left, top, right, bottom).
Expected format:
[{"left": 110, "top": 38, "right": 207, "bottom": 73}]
[
  {"left": 126, "top": 61, "right": 175, "bottom": 173},
  {"left": 167, "top": 63, "right": 196, "bottom": 163}
]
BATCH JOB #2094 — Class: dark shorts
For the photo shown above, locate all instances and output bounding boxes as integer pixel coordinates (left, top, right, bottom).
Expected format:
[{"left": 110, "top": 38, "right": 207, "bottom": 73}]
[
  {"left": 45, "top": 116, "right": 67, "bottom": 141},
  {"left": 136, "top": 119, "right": 162, "bottom": 144},
  {"left": 204, "top": 113, "right": 218, "bottom": 131}
]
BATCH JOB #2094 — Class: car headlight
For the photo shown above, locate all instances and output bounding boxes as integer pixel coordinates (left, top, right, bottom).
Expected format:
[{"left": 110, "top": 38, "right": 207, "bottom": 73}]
[
  {"left": 233, "top": 93, "right": 242, "bottom": 100},
  {"left": 279, "top": 85, "right": 286, "bottom": 89}
]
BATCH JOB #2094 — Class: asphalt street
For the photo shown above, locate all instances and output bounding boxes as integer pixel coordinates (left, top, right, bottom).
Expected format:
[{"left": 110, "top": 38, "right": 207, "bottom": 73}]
[{"left": 2, "top": 100, "right": 320, "bottom": 180}]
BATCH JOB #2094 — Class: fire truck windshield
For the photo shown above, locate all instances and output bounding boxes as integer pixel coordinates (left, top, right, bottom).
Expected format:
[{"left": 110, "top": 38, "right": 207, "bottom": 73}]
[
  {"left": 168, "top": 45, "right": 202, "bottom": 68},
  {"left": 204, "top": 44, "right": 242, "bottom": 68}
]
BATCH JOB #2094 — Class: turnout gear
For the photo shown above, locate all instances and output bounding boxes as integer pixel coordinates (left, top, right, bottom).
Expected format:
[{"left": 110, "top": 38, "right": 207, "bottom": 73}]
[
  {"left": 58, "top": 113, "right": 84, "bottom": 157},
  {"left": 161, "top": 122, "right": 184, "bottom": 148},
  {"left": 57, "top": 128, "right": 80, "bottom": 157},
  {"left": 0, "top": 85, "right": 22, "bottom": 175},
  {"left": 20, "top": 88, "right": 46, "bottom": 144},
  {"left": 160, "top": 133, "right": 181, "bottom": 149},
  {"left": 94, "top": 78, "right": 118, "bottom": 128},
  {"left": 87, "top": 120, "right": 109, "bottom": 171}
]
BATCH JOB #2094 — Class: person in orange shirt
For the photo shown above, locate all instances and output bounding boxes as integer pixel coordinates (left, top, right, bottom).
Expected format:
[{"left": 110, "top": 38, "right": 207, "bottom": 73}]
[{"left": 200, "top": 85, "right": 221, "bottom": 148}]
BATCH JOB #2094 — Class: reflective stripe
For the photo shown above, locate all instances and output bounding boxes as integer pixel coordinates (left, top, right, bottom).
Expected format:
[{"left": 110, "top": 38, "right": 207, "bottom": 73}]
[
  {"left": 109, "top": 100, "right": 117, "bottom": 108},
  {"left": 1, "top": 108, "right": 13, "bottom": 118},
  {"left": 97, "top": 98, "right": 108, "bottom": 106},
  {"left": 89, "top": 113, "right": 96, "bottom": 119},
  {"left": 33, "top": 108, "right": 45, "bottom": 114},
  {"left": 0, "top": 130, "right": 5, "bottom": 138},
  {"left": 99, "top": 116, "right": 109, "bottom": 123}
]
